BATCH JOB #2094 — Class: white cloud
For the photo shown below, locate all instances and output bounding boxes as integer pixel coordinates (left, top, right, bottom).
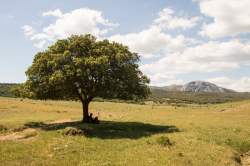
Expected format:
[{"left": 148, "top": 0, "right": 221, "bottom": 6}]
[
  {"left": 33, "top": 40, "right": 47, "bottom": 48},
  {"left": 31, "top": 21, "right": 42, "bottom": 26},
  {"left": 30, "top": 33, "right": 54, "bottom": 41},
  {"left": 140, "top": 40, "right": 250, "bottom": 74},
  {"left": 148, "top": 73, "right": 176, "bottom": 82},
  {"left": 205, "top": 76, "right": 250, "bottom": 92},
  {"left": 198, "top": 0, "right": 250, "bottom": 38},
  {"left": 204, "top": 76, "right": 235, "bottom": 88},
  {"left": 22, "top": 8, "right": 119, "bottom": 48},
  {"left": 150, "top": 79, "right": 185, "bottom": 87},
  {"left": 154, "top": 7, "right": 203, "bottom": 30},
  {"left": 107, "top": 8, "right": 203, "bottom": 58},
  {"left": 229, "top": 77, "right": 250, "bottom": 92},
  {"left": 185, "top": 38, "right": 204, "bottom": 45},
  {"left": 165, "top": 35, "right": 186, "bottom": 52},
  {"left": 109, "top": 26, "right": 172, "bottom": 58},
  {"left": 108, "top": 26, "right": 200, "bottom": 58},
  {"left": 245, "top": 63, "right": 250, "bottom": 66},
  {"left": 41, "top": 8, "right": 118, "bottom": 39},
  {"left": 42, "top": 9, "right": 62, "bottom": 18},
  {"left": 21, "top": 25, "right": 36, "bottom": 36}
]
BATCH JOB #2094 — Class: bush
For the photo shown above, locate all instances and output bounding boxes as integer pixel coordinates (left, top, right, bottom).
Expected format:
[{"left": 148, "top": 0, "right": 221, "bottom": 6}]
[
  {"left": 25, "top": 121, "right": 45, "bottom": 128},
  {"left": 156, "top": 136, "right": 174, "bottom": 146},
  {"left": 13, "top": 126, "right": 28, "bottom": 132},
  {"left": 0, "top": 124, "right": 9, "bottom": 131},
  {"left": 63, "top": 127, "right": 83, "bottom": 136}
]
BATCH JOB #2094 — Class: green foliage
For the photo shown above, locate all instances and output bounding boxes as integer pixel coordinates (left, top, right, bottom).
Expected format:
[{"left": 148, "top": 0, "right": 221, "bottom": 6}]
[
  {"left": 156, "top": 136, "right": 173, "bottom": 146},
  {"left": 12, "top": 126, "right": 28, "bottom": 132},
  {"left": 0, "top": 83, "right": 17, "bottom": 98},
  {"left": 1, "top": 97, "right": 250, "bottom": 165},
  {"left": 25, "top": 121, "right": 45, "bottom": 128},
  {"left": 0, "top": 124, "right": 9, "bottom": 131},
  {"left": 63, "top": 127, "right": 84, "bottom": 136},
  {"left": 148, "top": 89, "right": 250, "bottom": 105},
  {"left": 11, "top": 34, "right": 151, "bottom": 122},
  {"left": 178, "top": 152, "right": 183, "bottom": 157}
]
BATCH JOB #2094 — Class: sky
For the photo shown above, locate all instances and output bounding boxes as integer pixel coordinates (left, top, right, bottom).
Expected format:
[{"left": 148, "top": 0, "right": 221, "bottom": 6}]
[{"left": 1, "top": 0, "right": 250, "bottom": 92}]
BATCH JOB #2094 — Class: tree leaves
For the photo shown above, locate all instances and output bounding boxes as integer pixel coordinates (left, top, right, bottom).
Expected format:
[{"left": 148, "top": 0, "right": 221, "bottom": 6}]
[{"left": 12, "top": 34, "right": 151, "bottom": 122}]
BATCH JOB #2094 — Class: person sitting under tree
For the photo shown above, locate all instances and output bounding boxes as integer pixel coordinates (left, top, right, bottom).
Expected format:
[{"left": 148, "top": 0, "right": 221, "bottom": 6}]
[{"left": 88, "top": 113, "right": 100, "bottom": 124}]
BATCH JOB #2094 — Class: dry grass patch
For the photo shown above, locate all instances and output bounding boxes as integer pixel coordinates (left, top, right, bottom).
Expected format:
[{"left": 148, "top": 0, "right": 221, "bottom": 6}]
[{"left": 1, "top": 97, "right": 250, "bottom": 165}]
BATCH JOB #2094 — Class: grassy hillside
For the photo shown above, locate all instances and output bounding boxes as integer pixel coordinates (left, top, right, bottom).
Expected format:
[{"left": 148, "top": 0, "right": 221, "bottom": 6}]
[
  {"left": 0, "top": 83, "right": 18, "bottom": 98},
  {"left": 0, "top": 97, "right": 250, "bottom": 165},
  {"left": 149, "top": 89, "right": 250, "bottom": 105}
]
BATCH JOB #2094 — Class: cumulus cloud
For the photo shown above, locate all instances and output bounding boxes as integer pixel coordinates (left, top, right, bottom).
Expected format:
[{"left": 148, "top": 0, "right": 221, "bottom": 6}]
[
  {"left": 148, "top": 73, "right": 176, "bottom": 82},
  {"left": 154, "top": 7, "right": 203, "bottom": 30},
  {"left": 107, "top": 8, "right": 204, "bottom": 58},
  {"left": 109, "top": 26, "right": 172, "bottom": 58},
  {"left": 204, "top": 76, "right": 235, "bottom": 88},
  {"left": 204, "top": 76, "right": 250, "bottom": 92},
  {"left": 42, "top": 9, "right": 62, "bottom": 18},
  {"left": 21, "top": 25, "right": 36, "bottom": 36},
  {"left": 41, "top": 8, "right": 119, "bottom": 39},
  {"left": 150, "top": 79, "right": 185, "bottom": 87},
  {"left": 22, "top": 8, "right": 119, "bottom": 48},
  {"left": 33, "top": 40, "right": 47, "bottom": 48},
  {"left": 229, "top": 77, "right": 250, "bottom": 92},
  {"left": 108, "top": 26, "right": 201, "bottom": 58},
  {"left": 198, "top": 0, "right": 250, "bottom": 38},
  {"left": 146, "top": 73, "right": 184, "bottom": 87},
  {"left": 140, "top": 40, "right": 250, "bottom": 74},
  {"left": 165, "top": 35, "right": 186, "bottom": 52},
  {"left": 30, "top": 33, "right": 54, "bottom": 41}
]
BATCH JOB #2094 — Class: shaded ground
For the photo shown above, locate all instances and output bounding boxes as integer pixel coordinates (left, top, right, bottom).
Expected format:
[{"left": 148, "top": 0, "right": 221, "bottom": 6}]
[
  {"left": 24, "top": 120, "right": 180, "bottom": 139},
  {"left": 0, "top": 119, "right": 180, "bottom": 140}
]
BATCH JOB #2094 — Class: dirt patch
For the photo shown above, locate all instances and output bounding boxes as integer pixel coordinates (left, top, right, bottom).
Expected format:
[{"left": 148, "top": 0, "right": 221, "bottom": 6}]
[
  {"left": 46, "top": 119, "right": 74, "bottom": 124},
  {"left": 0, "top": 128, "right": 36, "bottom": 140},
  {"left": 220, "top": 104, "right": 250, "bottom": 113},
  {"left": 242, "top": 151, "right": 250, "bottom": 166},
  {"left": 0, "top": 133, "right": 20, "bottom": 140}
]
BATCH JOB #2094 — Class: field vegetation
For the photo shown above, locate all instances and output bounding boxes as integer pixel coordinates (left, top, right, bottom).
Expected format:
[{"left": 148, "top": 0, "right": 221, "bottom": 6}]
[
  {"left": 0, "top": 96, "right": 250, "bottom": 165},
  {"left": 0, "top": 83, "right": 17, "bottom": 98}
]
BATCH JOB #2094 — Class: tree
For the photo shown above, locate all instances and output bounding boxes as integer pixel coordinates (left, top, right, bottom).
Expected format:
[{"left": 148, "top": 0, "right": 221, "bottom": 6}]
[{"left": 12, "top": 34, "right": 151, "bottom": 122}]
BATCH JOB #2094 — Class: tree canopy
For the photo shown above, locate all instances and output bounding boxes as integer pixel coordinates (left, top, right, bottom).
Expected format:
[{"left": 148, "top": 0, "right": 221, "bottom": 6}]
[{"left": 12, "top": 34, "right": 151, "bottom": 122}]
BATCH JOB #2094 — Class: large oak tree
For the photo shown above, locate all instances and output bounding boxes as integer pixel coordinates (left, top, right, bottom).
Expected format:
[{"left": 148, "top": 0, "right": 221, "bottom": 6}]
[{"left": 12, "top": 34, "right": 151, "bottom": 122}]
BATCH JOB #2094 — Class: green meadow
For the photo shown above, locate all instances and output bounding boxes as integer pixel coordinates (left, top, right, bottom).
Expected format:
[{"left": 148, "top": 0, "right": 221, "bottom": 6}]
[{"left": 0, "top": 97, "right": 250, "bottom": 165}]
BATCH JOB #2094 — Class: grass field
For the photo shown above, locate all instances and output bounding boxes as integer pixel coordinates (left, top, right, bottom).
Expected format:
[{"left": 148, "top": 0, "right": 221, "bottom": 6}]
[{"left": 0, "top": 97, "right": 250, "bottom": 165}]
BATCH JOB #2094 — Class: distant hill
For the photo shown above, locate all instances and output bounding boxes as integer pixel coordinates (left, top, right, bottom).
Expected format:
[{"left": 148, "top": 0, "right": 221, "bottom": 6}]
[
  {"left": 149, "top": 84, "right": 183, "bottom": 91},
  {"left": 0, "top": 83, "right": 18, "bottom": 98},
  {"left": 149, "top": 81, "right": 236, "bottom": 93},
  {"left": 149, "top": 89, "right": 250, "bottom": 105}
]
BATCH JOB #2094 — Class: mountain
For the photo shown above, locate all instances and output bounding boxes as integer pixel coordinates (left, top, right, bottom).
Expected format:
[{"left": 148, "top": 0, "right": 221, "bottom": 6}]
[
  {"left": 149, "top": 84, "right": 183, "bottom": 91},
  {"left": 149, "top": 81, "right": 236, "bottom": 93}
]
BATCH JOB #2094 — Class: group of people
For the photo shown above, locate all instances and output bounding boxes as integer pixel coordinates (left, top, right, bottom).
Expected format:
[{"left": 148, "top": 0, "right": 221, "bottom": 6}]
[{"left": 88, "top": 113, "right": 100, "bottom": 124}]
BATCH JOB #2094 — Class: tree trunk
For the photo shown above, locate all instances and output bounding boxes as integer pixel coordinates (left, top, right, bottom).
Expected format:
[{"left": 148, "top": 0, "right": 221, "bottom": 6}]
[{"left": 82, "top": 100, "right": 90, "bottom": 123}]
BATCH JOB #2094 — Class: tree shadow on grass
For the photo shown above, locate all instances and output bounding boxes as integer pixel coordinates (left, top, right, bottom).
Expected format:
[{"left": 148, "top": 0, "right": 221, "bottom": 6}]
[{"left": 24, "top": 121, "right": 180, "bottom": 139}]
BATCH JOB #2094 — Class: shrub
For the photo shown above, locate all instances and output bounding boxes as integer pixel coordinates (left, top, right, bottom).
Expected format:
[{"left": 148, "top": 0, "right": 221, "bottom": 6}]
[
  {"left": 156, "top": 136, "right": 174, "bottom": 146},
  {"left": 24, "top": 121, "right": 45, "bottom": 128},
  {"left": 178, "top": 152, "right": 183, "bottom": 157},
  {"left": 13, "top": 126, "right": 28, "bottom": 132},
  {"left": 0, "top": 124, "right": 9, "bottom": 131},
  {"left": 63, "top": 127, "right": 83, "bottom": 136}
]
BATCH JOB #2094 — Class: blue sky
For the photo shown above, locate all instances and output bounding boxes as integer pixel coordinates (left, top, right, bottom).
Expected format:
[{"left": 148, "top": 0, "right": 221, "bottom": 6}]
[{"left": 1, "top": 0, "right": 250, "bottom": 92}]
